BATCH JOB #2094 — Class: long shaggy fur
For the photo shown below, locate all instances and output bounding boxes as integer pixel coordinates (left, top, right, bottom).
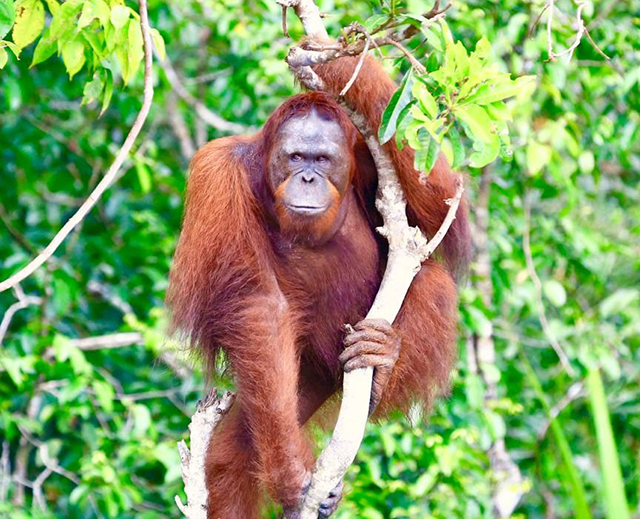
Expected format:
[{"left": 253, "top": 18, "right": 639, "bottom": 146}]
[{"left": 167, "top": 56, "right": 472, "bottom": 519}]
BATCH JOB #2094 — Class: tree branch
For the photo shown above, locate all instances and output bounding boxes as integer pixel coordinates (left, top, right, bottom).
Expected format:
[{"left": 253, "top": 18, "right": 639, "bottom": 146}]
[
  {"left": 278, "top": 2, "right": 462, "bottom": 517},
  {"left": 0, "top": 285, "right": 42, "bottom": 345},
  {"left": 176, "top": 391, "right": 235, "bottom": 518},
  {"left": 0, "top": 0, "right": 155, "bottom": 293},
  {"left": 156, "top": 51, "right": 249, "bottom": 135},
  {"left": 70, "top": 332, "right": 144, "bottom": 350}
]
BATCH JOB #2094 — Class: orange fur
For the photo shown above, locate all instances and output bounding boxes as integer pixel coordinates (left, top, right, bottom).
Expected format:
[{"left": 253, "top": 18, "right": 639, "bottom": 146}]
[{"left": 167, "top": 56, "right": 471, "bottom": 518}]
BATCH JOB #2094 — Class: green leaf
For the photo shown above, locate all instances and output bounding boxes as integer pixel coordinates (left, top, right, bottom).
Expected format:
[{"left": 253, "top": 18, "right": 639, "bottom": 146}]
[
  {"left": 61, "top": 37, "right": 85, "bottom": 79},
  {"left": 469, "top": 139, "right": 499, "bottom": 168},
  {"left": 42, "top": 0, "right": 58, "bottom": 15},
  {"left": 543, "top": 280, "right": 567, "bottom": 307},
  {"left": 115, "top": 19, "right": 130, "bottom": 82},
  {"left": 587, "top": 368, "right": 631, "bottom": 519},
  {"left": 455, "top": 104, "right": 494, "bottom": 144},
  {"left": 526, "top": 141, "right": 552, "bottom": 175},
  {"left": 426, "top": 51, "right": 439, "bottom": 72},
  {"left": 413, "top": 128, "right": 440, "bottom": 175},
  {"left": 379, "top": 68, "right": 414, "bottom": 144},
  {"left": 110, "top": 4, "right": 128, "bottom": 31},
  {"left": 151, "top": 27, "right": 165, "bottom": 61},
  {"left": 12, "top": 0, "right": 44, "bottom": 50},
  {"left": 52, "top": 276, "right": 72, "bottom": 315},
  {"left": 0, "top": 46, "right": 7, "bottom": 68},
  {"left": 474, "top": 35, "right": 491, "bottom": 59},
  {"left": 412, "top": 81, "right": 438, "bottom": 118},
  {"left": 465, "top": 75, "right": 536, "bottom": 105},
  {"left": 465, "top": 374, "right": 484, "bottom": 409},
  {"left": 82, "top": 72, "right": 103, "bottom": 105},
  {"left": 92, "top": 380, "right": 115, "bottom": 414},
  {"left": 100, "top": 69, "right": 113, "bottom": 115},
  {"left": 77, "top": 0, "right": 97, "bottom": 29},
  {"left": 448, "top": 126, "right": 464, "bottom": 169},
  {"left": 483, "top": 409, "right": 506, "bottom": 441},
  {"left": 578, "top": 150, "right": 595, "bottom": 173},
  {"left": 455, "top": 104, "right": 501, "bottom": 167},
  {"left": 0, "top": 0, "right": 15, "bottom": 40},
  {"left": 30, "top": 25, "right": 54, "bottom": 66},
  {"left": 362, "top": 13, "right": 388, "bottom": 33},
  {"left": 3, "top": 39, "right": 19, "bottom": 56},
  {"left": 127, "top": 18, "right": 143, "bottom": 79},
  {"left": 92, "top": 0, "right": 109, "bottom": 27},
  {"left": 394, "top": 100, "right": 414, "bottom": 150},
  {"left": 48, "top": 0, "right": 81, "bottom": 40},
  {"left": 449, "top": 40, "right": 469, "bottom": 81},
  {"left": 135, "top": 158, "right": 151, "bottom": 193},
  {"left": 421, "top": 26, "right": 442, "bottom": 53}
]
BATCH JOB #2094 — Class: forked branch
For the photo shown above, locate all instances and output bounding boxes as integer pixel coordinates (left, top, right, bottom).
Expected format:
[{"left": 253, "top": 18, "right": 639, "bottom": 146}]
[{"left": 276, "top": 2, "right": 462, "bottom": 518}]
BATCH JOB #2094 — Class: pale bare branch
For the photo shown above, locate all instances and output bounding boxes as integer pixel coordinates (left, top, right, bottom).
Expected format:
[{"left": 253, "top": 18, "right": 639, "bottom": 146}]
[{"left": 156, "top": 51, "right": 249, "bottom": 135}]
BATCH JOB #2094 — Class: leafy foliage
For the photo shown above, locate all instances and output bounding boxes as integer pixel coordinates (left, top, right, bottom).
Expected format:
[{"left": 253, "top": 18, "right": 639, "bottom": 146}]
[{"left": 0, "top": 0, "right": 639, "bottom": 518}]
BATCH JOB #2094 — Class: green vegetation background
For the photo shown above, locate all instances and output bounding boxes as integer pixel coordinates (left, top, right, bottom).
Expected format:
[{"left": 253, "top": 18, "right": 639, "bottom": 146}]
[{"left": 0, "top": 0, "right": 638, "bottom": 518}]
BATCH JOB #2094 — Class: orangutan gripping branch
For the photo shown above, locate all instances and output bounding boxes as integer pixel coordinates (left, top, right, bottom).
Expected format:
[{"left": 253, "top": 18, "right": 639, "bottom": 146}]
[{"left": 167, "top": 55, "right": 471, "bottom": 518}]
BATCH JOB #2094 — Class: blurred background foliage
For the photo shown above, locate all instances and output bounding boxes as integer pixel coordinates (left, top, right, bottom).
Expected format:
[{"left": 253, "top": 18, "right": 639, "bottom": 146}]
[{"left": 0, "top": 0, "right": 639, "bottom": 518}]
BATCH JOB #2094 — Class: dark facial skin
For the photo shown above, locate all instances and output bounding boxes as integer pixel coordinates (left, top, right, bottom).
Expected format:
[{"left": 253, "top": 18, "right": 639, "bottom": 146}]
[{"left": 268, "top": 110, "right": 352, "bottom": 216}]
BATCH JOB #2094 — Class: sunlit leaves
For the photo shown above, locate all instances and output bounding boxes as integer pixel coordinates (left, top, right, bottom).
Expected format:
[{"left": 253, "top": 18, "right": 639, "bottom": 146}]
[
  {"left": 28, "top": 27, "right": 49, "bottom": 66},
  {"left": 381, "top": 26, "right": 536, "bottom": 170},
  {"left": 3, "top": 0, "right": 164, "bottom": 109},
  {"left": 151, "top": 27, "right": 165, "bottom": 61},
  {"left": 379, "top": 67, "right": 414, "bottom": 144},
  {"left": 12, "top": 0, "right": 44, "bottom": 49},
  {"left": 110, "top": 4, "right": 128, "bottom": 29},
  {"left": 61, "top": 36, "right": 84, "bottom": 78}
]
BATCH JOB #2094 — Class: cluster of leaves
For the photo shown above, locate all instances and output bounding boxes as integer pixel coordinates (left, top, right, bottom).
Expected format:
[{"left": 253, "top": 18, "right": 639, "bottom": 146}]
[
  {"left": 0, "top": 0, "right": 165, "bottom": 111},
  {"left": 380, "top": 21, "right": 535, "bottom": 173},
  {"left": 0, "top": 0, "right": 639, "bottom": 518}
]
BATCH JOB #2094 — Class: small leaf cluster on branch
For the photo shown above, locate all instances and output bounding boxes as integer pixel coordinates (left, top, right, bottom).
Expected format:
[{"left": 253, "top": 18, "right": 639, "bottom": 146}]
[{"left": 379, "top": 25, "right": 536, "bottom": 171}]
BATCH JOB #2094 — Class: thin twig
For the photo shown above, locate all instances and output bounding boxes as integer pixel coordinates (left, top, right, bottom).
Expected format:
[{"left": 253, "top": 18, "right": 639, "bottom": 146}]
[
  {"left": 70, "top": 332, "right": 144, "bottom": 350},
  {"left": 537, "top": 381, "right": 585, "bottom": 441},
  {"left": 339, "top": 36, "right": 371, "bottom": 96},
  {"left": 287, "top": 8, "right": 447, "bottom": 70},
  {"left": 417, "top": 176, "right": 464, "bottom": 260},
  {"left": 282, "top": 5, "right": 290, "bottom": 38},
  {"left": 542, "top": 0, "right": 610, "bottom": 62},
  {"left": 0, "top": 203, "right": 37, "bottom": 254},
  {"left": 583, "top": 26, "right": 610, "bottom": 60},
  {"left": 0, "top": 285, "right": 42, "bottom": 345},
  {"left": 156, "top": 50, "right": 249, "bottom": 134},
  {"left": 528, "top": 3, "right": 550, "bottom": 39},
  {"left": 383, "top": 39, "right": 427, "bottom": 74},
  {"left": 546, "top": 0, "right": 555, "bottom": 60},
  {"left": 0, "top": 0, "right": 155, "bottom": 293}
]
